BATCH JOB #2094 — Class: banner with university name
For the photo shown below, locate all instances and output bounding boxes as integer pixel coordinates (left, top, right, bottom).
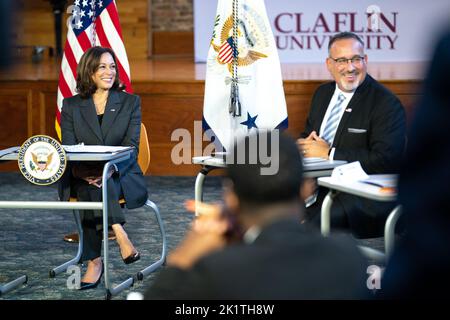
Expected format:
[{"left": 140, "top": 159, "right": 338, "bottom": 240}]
[
  {"left": 194, "top": 0, "right": 450, "bottom": 63},
  {"left": 202, "top": 0, "right": 288, "bottom": 151}
]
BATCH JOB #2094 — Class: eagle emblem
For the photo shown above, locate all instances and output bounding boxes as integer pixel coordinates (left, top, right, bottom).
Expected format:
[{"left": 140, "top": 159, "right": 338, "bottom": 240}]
[
  {"left": 18, "top": 135, "right": 67, "bottom": 186},
  {"left": 211, "top": 15, "right": 268, "bottom": 73},
  {"left": 31, "top": 152, "right": 53, "bottom": 171}
]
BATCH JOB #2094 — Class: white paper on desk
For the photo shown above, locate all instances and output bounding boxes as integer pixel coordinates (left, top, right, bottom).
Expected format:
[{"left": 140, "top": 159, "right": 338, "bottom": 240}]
[
  {"left": 0, "top": 146, "right": 19, "bottom": 158},
  {"left": 62, "top": 145, "right": 132, "bottom": 153},
  {"left": 330, "top": 161, "right": 369, "bottom": 183}
]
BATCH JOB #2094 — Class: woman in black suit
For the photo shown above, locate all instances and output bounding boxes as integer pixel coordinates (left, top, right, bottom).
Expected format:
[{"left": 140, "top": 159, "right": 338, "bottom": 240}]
[{"left": 59, "top": 46, "right": 148, "bottom": 290}]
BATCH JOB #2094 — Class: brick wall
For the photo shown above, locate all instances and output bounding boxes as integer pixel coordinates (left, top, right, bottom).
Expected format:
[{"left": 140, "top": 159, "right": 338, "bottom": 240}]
[{"left": 151, "top": 0, "right": 193, "bottom": 31}]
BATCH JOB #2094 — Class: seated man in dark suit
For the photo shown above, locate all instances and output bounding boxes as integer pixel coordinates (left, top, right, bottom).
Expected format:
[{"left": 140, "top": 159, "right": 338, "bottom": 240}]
[
  {"left": 297, "top": 32, "right": 406, "bottom": 238},
  {"left": 145, "top": 131, "right": 367, "bottom": 300}
]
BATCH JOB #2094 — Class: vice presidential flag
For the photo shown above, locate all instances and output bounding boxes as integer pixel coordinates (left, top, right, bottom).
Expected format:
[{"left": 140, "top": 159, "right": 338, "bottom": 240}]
[
  {"left": 202, "top": 0, "right": 288, "bottom": 151},
  {"left": 55, "top": 0, "right": 132, "bottom": 139}
]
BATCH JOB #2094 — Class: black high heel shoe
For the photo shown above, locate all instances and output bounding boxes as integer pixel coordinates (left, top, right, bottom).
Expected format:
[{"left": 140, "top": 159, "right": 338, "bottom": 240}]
[
  {"left": 79, "top": 260, "right": 104, "bottom": 290},
  {"left": 123, "top": 251, "right": 140, "bottom": 265}
]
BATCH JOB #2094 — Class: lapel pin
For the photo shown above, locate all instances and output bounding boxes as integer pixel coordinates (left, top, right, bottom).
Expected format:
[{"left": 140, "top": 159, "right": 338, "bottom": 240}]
[
  {"left": 110, "top": 109, "right": 116, "bottom": 112},
  {"left": 345, "top": 108, "right": 352, "bottom": 112}
]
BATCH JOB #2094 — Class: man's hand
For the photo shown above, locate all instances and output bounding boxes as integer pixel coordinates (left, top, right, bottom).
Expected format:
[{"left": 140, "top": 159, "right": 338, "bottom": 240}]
[
  {"left": 301, "top": 178, "right": 318, "bottom": 201},
  {"left": 297, "top": 131, "right": 330, "bottom": 159},
  {"left": 166, "top": 200, "right": 229, "bottom": 270}
]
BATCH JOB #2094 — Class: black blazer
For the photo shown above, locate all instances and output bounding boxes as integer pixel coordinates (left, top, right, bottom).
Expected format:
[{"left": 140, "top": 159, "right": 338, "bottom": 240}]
[
  {"left": 58, "top": 90, "right": 148, "bottom": 209},
  {"left": 144, "top": 219, "right": 368, "bottom": 300},
  {"left": 302, "top": 74, "right": 406, "bottom": 174}
]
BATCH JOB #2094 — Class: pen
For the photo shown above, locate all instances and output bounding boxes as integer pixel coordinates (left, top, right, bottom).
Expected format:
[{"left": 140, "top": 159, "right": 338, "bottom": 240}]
[
  {"left": 362, "top": 181, "right": 385, "bottom": 188},
  {"left": 362, "top": 181, "right": 396, "bottom": 193}
]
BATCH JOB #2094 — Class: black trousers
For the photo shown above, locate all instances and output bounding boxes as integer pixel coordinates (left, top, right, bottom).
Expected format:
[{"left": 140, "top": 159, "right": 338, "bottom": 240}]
[{"left": 72, "top": 177, "right": 125, "bottom": 262}]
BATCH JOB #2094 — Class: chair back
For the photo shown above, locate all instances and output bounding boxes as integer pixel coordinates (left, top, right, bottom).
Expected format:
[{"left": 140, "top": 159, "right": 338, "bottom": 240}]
[{"left": 138, "top": 123, "right": 151, "bottom": 174}]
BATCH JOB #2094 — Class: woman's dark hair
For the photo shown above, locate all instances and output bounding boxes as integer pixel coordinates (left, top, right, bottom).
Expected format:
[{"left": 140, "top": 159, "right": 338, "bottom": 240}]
[{"left": 76, "top": 46, "right": 125, "bottom": 98}]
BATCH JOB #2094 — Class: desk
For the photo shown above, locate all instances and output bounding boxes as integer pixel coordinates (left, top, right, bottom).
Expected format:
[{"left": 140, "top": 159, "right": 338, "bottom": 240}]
[
  {"left": 318, "top": 175, "right": 401, "bottom": 263},
  {"left": 192, "top": 156, "right": 346, "bottom": 216},
  {"left": 0, "top": 146, "right": 166, "bottom": 299}
]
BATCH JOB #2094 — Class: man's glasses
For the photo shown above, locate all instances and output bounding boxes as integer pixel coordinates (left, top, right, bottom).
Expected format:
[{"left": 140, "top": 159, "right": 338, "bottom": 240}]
[{"left": 329, "top": 55, "right": 365, "bottom": 67}]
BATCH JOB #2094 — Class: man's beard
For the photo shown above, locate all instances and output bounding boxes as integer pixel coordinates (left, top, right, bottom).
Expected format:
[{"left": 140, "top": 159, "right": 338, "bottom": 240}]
[{"left": 340, "top": 72, "right": 360, "bottom": 92}]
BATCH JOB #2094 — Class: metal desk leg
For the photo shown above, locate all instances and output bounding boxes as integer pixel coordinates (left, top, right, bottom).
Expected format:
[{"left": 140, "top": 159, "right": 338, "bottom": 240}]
[
  {"left": 0, "top": 275, "right": 28, "bottom": 297},
  {"left": 194, "top": 166, "right": 216, "bottom": 216},
  {"left": 136, "top": 200, "right": 167, "bottom": 280},
  {"left": 50, "top": 209, "right": 83, "bottom": 277},
  {"left": 194, "top": 172, "right": 206, "bottom": 216},
  {"left": 384, "top": 205, "right": 402, "bottom": 261},
  {"left": 321, "top": 190, "right": 338, "bottom": 237},
  {"left": 357, "top": 245, "right": 386, "bottom": 264}
]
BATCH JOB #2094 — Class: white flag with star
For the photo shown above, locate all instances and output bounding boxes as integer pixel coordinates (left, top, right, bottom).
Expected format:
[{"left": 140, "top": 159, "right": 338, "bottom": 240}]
[{"left": 202, "top": 0, "right": 288, "bottom": 151}]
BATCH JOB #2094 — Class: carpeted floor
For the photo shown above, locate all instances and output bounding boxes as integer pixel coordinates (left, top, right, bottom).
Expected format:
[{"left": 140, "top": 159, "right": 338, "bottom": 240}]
[{"left": 0, "top": 172, "right": 383, "bottom": 300}]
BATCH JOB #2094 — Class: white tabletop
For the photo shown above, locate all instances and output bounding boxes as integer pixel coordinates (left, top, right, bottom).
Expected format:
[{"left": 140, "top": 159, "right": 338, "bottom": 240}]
[
  {"left": 192, "top": 156, "right": 227, "bottom": 168},
  {"left": 0, "top": 146, "right": 133, "bottom": 162},
  {"left": 192, "top": 156, "right": 346, "bottom": 176},
  {"left": 318, "top": 174, "right": 398, "bottom": 202}
]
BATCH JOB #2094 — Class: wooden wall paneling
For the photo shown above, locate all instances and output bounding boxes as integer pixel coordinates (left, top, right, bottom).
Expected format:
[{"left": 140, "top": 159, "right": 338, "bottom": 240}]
[
  {"left": 39, "top": 91, "right": 46, "bottom": 134},
  {"left": 0, "top": 87, "right": 32, "bottom": 172},
  {"left": 397, "top": 94, "right": 422, "bottom": 128},
  {"left": 0, "top": 88, "right": 33, "bottom": 148},
  {"left": 152, "top": 31, "right": 194, "bottom": 57},
  {"left": 285, "top": 94, "right": 312, "bottom": 138},
  {"left": 147, "top": 0, "right": 153, "bottom": 58},
  {"left": 140, "top": 91, "right": 204, "bottom": 176},
  {"left": 0, "top": 78, "right": 423, "bottom": 175},
  {"left": 382, "top": 81, "right": 423, "bottom": 129},
  {"left": 40, "top": 90, "right": 59, "bottom": 139}
]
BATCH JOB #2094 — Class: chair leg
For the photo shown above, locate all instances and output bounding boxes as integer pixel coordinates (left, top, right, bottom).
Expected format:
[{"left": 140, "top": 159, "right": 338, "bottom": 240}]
[
  {"left": 384, "top": 205, "right": 402, "bottom": 261},
  {"left": 136, "top": 199, "right": 167, "bottom": 281},
  {"left": 357, "top": 245, "right": 386, "bottom": 264},
  {"left": 49, "top": 209, "right": 83, "bottom": 277},
  {"left": 0, "top": 275, "right": 28, "bottom": 297}
]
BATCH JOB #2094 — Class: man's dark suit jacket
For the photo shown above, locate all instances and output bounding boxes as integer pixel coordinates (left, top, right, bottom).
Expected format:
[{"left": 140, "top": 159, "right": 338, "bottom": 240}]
[
  {"left": 58, "top": 90, "right": 148, "bottom": 209},
  {"left": 302, "top": 75, "right": 406, "bottom": 238},
  {"left": 144, "top": 219, "right": 367, "bottom": 300}
]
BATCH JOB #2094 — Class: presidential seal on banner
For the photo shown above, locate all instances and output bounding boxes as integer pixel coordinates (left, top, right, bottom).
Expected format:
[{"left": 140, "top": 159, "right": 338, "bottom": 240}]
[{"left": 18, "top": 135, "right": 67, "bottom": 186}]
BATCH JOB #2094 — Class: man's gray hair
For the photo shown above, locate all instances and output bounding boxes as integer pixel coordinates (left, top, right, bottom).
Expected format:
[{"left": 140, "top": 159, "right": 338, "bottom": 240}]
[{"left": 328, "top": 32, "right": 364, "bottom": 53}]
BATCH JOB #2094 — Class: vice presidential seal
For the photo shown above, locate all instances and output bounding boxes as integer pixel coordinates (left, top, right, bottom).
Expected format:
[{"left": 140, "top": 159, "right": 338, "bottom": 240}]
[{"left": 18, "top": 135, "right": 67, "bottom": 185}]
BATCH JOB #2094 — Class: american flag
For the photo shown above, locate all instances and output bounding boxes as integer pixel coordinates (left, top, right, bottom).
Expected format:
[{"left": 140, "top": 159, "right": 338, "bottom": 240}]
[
  {"left": 55, "top": 0, "right": 132, "bottom": 139},
  {"left": 218, "top": 37, "right": 236, "bottom": 64}
]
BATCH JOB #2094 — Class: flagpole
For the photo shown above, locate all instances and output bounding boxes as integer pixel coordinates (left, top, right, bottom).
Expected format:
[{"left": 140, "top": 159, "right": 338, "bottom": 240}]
[{"left": 229, "top": 0, "right": 241, "bottom": 118}]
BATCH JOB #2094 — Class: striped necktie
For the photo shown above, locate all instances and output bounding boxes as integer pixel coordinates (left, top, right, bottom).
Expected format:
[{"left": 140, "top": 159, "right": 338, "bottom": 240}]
[{"left": 322, "top": 93, "right": 346, "bottom": 145}]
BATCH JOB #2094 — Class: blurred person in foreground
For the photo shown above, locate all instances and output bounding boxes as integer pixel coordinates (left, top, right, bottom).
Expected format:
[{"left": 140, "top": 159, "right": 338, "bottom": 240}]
[
  {"left": 381, "top": 29, "right": 450, "bottom": 299},
  {"left": 145, "top": 131, "right": 367, "bottom": 299}
]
